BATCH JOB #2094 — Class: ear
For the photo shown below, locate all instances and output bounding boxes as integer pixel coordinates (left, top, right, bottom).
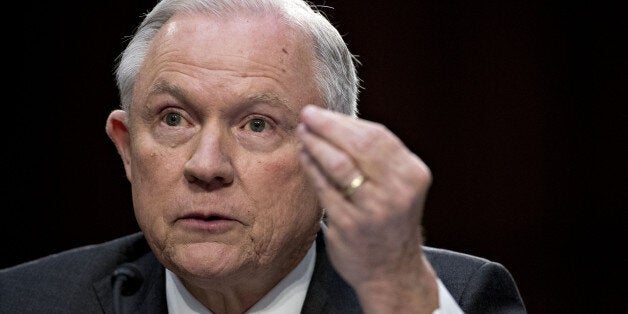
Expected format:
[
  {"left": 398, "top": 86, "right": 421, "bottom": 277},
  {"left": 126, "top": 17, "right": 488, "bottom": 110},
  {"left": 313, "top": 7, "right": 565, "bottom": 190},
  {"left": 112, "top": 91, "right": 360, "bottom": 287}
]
[{"left": 106, "top": 110, "right": 133, "bottom": 181}]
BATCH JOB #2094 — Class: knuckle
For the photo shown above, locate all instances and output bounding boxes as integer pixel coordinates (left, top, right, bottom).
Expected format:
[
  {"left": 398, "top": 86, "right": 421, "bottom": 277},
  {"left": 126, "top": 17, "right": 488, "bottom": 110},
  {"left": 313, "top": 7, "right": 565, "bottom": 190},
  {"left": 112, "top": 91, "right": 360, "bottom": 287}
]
[
  {"left": 389, "top": 185, "right": 415, "bottom": 209},
  {"left": 386, "top": 159, "right": 432, "bottom": 209},
  {"left": 354, "top": 122, "right": 389, "bottom": 153},
  {"left": 417, "top": 162, "right": 433, "bottom": 186},
  {"left": 408, "top": 156, "right": 432, "bottom": 187},
  {"left": 327, "top": 154, "right": 353, "bottom": 175}
]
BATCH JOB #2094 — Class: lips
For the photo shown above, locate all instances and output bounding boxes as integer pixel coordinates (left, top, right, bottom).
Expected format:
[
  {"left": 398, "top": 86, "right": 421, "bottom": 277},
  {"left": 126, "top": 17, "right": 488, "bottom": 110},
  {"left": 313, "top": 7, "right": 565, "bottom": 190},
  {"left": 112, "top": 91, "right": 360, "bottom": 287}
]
[
  {"left": 175, "top": 212, "right": 238, "bottom": 233},
  {"left": 179, "top": 212, "right": 234, "bottom": 221}
]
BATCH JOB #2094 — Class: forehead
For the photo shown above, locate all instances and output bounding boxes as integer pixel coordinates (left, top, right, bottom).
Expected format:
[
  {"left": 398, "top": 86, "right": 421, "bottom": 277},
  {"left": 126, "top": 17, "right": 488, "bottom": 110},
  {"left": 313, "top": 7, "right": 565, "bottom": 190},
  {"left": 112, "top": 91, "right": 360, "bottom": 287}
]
[
  {"left": 153, "top": 11, "right": 312, "bottom": 71},
  {"left": 130, "top": 11, "right": 319, "bottom": 110}
]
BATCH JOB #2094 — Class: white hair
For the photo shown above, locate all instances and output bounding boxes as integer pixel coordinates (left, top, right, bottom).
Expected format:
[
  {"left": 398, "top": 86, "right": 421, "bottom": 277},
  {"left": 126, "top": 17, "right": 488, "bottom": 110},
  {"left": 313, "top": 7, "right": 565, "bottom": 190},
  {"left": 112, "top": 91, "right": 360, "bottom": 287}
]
[{"left": 115, "top": 0, "right": 360, "bottom": 116}]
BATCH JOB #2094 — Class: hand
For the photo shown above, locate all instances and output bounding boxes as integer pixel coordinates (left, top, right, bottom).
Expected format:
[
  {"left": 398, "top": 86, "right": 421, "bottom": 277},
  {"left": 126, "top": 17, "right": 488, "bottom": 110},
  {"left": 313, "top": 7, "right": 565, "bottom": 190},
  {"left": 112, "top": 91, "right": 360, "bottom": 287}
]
[{"left": 297, "top": 105, "right": 439, "bottom": 313}]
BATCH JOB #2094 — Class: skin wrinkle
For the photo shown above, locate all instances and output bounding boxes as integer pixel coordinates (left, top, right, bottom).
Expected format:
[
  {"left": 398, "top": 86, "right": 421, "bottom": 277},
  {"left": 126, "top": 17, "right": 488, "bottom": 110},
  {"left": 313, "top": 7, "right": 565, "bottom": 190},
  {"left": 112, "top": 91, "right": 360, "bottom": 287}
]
[
  {"left": 161, "top": 58, "right": 287, "bottom": 80},
  {"left": 143, "top": 84, "right": 297, "bottom": 157},
  {"left": 142, "top": 78, "right": 299, "bottom": 129},
  {"left": 134, "top": 56, "right": 298, "bottom": 117}
]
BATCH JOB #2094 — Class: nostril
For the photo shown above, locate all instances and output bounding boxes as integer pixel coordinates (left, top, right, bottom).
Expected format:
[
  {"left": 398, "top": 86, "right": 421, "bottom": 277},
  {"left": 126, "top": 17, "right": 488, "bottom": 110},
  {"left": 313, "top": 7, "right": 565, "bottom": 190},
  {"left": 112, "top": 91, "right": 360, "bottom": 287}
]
[{"left": 183, "top": 148, "right": 234, "bottom": 183}]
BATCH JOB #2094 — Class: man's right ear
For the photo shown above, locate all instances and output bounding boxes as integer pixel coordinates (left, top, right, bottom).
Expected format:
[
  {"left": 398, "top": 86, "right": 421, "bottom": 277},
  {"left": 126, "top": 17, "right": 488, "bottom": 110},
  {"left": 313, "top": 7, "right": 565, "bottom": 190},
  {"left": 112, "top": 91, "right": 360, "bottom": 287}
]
[{"left": 105, "top": 110, "right": 133, "bottom": 181}]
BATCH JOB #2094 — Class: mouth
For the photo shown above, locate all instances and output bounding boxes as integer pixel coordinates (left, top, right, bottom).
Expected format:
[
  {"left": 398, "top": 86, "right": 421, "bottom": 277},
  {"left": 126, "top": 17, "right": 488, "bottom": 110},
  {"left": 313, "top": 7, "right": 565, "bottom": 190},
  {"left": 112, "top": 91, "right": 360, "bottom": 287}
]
[
  {"left": 176, "top": 213, "right": 238, "bottom": 232},
  {"left": 182, "top": 213, "right": 233, "bottom": 221}
]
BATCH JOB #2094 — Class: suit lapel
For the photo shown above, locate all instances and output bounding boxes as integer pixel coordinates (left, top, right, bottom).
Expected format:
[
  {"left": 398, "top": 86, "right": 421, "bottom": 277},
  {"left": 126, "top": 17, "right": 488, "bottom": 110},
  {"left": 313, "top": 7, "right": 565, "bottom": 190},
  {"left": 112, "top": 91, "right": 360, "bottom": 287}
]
[
  {"left": 93, "top": 251, "right": 167, "bottom": 314},
  {"left": 90, "top": 229, "right": 362, "bottom": 313},
  {"left": 301, "top": 231, "right": 362, "bottom": 314}
]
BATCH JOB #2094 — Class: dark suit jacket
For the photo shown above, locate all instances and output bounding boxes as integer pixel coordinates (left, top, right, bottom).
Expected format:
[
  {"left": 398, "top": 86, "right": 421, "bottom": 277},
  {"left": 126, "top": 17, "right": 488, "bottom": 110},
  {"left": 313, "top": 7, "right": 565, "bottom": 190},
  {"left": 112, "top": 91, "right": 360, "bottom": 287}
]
[{"left": 0, "top": 232, "right": 526, "bottom": 313}]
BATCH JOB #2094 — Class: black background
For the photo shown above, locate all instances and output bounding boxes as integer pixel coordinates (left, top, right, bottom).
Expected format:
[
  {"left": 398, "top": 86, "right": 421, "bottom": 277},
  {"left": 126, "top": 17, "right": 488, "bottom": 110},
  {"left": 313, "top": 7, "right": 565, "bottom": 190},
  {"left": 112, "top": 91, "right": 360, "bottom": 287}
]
[{"left": 4, "top": 1, "right": 626, "bottom": 312}]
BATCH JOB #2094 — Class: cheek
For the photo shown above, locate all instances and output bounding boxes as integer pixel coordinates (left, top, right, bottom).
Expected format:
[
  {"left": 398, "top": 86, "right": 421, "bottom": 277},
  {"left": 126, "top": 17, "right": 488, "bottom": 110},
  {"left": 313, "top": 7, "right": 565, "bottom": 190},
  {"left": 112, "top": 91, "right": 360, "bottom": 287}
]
[
  {"left": 246, "top": 150, "right": 320, "bottom": 230},
  {"left": 130, "top": 140, "right": 181, "bottom": 246},
  {"left": 132, "top": 135, "right": 184, "bottom": 190}
]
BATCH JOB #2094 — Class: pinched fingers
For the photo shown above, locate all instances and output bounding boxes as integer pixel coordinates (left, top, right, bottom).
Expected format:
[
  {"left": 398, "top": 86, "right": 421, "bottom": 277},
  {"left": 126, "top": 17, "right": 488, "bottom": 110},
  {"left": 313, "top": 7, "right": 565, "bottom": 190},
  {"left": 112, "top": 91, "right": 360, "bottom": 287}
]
[
  {"left": 299, "top": 105, "right": 412, "bottom": 181},
  {"left": 298, "top": 146, "right": 359, "bottom": 221},
  {"left": 297, "top": 123, "right": 373, "bottom": 230},
  {"left": 297, "top": 124, "right": 366, "bottom": 197},
  {"left": 299, "top": 105, "right": 432, "bottom": 196}
]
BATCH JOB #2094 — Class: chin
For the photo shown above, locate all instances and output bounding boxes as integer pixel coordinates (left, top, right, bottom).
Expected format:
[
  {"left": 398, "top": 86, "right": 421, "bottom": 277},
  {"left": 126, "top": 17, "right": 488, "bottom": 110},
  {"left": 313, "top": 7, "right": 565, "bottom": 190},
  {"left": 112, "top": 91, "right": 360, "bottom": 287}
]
[{"left": 165, "top": 241, "right": 253, "bottom": 281}]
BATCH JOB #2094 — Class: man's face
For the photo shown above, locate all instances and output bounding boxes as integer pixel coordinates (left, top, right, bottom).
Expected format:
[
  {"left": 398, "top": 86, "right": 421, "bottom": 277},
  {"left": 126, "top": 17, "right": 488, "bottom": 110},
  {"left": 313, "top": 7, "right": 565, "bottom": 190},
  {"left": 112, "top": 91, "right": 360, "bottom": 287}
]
[{"left": 124, "top": 13, "right": 322, "bottom": 283}]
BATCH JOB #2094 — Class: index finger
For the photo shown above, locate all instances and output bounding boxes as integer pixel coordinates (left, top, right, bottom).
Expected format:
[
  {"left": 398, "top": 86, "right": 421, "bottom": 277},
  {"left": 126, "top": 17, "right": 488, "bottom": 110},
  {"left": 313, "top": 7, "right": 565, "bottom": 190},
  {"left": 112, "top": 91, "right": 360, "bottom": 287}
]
[{"left": 299, "top": 104, "right": 410, "bottom": 178}]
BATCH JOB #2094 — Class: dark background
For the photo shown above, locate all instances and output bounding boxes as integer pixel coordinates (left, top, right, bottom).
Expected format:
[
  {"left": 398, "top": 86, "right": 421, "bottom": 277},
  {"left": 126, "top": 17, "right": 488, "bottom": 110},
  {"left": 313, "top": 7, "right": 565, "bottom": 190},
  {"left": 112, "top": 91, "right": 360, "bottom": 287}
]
[{"left": 4, "top": 1, "right": 626, "bottom": 312}]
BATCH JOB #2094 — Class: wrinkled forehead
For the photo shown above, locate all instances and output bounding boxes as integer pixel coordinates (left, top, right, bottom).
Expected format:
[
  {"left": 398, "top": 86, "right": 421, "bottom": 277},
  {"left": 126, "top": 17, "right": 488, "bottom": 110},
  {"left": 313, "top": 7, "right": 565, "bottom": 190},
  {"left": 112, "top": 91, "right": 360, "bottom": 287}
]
[{"left": 130, "top": 11, "right": 321, "bottom": 112}]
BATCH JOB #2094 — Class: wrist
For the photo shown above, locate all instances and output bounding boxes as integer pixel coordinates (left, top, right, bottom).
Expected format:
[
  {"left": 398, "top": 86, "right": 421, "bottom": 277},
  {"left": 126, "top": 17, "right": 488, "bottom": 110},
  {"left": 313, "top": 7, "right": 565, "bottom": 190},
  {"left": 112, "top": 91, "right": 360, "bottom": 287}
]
[{"left": 354, "top": 255, "right": 440, "bottom": 314}]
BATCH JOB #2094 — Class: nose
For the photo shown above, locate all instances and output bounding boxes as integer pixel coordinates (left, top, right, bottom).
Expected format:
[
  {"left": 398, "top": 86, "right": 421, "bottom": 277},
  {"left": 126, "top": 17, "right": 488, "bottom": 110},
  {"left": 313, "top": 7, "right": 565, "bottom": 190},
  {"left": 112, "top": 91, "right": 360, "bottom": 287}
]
[{"left": 183, "top": 125, "right": 235, "bottom": 190}]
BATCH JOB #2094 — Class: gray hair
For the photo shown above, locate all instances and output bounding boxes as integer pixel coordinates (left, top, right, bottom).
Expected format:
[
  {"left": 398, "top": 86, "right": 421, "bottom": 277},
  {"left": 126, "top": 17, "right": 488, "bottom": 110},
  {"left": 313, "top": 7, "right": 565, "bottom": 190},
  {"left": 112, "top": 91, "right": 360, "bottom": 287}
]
[{"left": 115, "top": 0, "right": 360, "bottom": 116}]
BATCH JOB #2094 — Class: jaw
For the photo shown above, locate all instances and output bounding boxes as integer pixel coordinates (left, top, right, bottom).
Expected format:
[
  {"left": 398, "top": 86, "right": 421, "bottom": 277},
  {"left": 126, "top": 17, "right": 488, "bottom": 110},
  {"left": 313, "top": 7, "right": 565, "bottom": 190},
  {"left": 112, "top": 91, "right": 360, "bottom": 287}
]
[{"left": 159, "top": 230, "right": 317, "bottom": 314}]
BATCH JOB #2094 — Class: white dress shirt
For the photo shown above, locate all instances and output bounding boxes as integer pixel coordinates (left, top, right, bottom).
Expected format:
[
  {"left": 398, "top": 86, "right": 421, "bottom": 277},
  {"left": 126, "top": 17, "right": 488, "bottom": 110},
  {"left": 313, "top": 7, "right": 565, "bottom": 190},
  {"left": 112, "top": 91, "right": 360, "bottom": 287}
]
[{"left": 165, "top": 240, "right": 463, "bottom": 313}]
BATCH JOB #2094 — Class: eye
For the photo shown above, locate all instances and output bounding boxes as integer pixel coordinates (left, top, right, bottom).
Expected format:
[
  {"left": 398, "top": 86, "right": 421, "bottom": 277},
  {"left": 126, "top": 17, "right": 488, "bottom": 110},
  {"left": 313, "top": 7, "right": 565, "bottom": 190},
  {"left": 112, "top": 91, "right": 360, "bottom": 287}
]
[
  {"left": 164, "top": 112, "right": 182, "bottom": 126},
  {"left": 247, "top": 118, "right": 269, "bottom": 132}
]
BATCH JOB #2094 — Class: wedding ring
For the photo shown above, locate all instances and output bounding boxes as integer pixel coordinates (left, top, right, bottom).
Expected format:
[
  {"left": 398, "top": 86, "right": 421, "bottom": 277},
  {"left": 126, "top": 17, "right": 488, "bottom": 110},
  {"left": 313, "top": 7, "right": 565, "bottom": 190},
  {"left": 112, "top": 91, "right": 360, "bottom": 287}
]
[{"left": 343, "top": 174, "right": 365, "bottom": 197}]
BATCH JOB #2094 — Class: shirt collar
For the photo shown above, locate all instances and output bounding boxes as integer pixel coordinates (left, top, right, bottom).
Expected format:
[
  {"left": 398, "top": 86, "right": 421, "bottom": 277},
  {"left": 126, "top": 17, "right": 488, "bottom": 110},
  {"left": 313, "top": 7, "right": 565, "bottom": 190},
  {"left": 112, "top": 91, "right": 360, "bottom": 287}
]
[{"left": 166, "top": 240, "right": 317, "bottom": 314}]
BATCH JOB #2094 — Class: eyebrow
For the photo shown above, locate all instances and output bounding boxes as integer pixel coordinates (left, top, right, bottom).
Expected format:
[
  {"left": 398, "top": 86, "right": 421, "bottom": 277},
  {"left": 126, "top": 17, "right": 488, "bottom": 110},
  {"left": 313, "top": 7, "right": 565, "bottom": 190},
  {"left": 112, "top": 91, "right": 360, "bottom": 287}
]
[
  {"left": 240, "top": 94, "right": 296, "bottom": 115},
  {"left": 147, "top": 80, "right": 188, "bottom": 103},
  {"left": 146, "top": 80, "right": 299, "bottom": 118}
]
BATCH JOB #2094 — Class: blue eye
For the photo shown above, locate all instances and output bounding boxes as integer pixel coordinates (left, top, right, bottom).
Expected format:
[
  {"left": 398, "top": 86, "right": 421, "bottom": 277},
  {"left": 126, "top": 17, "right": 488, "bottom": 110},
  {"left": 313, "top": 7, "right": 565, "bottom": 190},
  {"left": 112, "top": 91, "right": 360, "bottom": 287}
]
[
  {"left": 165, "top": 112, "right": 182, "bottom": 126},
  {"left": 248, "top": 118, "right": 267, "bottom": 132}
]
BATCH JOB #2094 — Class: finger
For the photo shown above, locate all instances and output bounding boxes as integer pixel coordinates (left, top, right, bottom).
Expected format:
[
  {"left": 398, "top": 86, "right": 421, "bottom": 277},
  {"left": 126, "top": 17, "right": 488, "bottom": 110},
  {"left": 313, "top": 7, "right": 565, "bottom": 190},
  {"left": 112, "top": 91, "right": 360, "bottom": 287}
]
[
  {"left": 300, "top": 105, "right": 432, "bottom": 214},
  {"left": 297, "top": 124, "right": 364, "bottom": 192},
  {"left": 299, "top": 105, "right": 409, "bottom": 180},
  {"left": 298, "top": 149, "right": 361, "bottom": 222}
]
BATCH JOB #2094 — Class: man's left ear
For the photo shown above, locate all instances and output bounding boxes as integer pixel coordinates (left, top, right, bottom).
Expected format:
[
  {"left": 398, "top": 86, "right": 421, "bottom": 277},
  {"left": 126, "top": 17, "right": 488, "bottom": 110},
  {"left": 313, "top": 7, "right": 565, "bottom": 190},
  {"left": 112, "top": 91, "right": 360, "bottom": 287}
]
[{"left": 105, "top": 109, "right": 133, "bottom": 181}]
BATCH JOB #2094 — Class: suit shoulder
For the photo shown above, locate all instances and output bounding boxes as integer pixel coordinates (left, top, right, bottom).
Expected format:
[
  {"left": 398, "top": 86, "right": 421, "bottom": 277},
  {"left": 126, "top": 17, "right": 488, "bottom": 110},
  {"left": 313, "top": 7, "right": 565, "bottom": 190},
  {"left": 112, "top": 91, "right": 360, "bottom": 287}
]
[
  {"left": 423, "top": 246, "right": 492, "bottom": 273},
  {"left": 423, "top": 246, "right": 526, "bottom": 313},
  {"left": 423, "top": 245, "right": 509, "bottom": 288},
  {"left": 1, "top": 232, "right": 148, "bottom": 277},
  {"left": 0, "top": 232, "right": 150, "bottom": 311}
]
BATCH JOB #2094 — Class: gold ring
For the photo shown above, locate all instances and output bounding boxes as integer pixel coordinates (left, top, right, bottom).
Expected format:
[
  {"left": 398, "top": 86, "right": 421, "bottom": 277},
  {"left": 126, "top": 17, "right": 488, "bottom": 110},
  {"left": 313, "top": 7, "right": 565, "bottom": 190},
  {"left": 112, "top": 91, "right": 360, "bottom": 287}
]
[{"left": 343, "top": 174, "right": 365, "bottom": 197}]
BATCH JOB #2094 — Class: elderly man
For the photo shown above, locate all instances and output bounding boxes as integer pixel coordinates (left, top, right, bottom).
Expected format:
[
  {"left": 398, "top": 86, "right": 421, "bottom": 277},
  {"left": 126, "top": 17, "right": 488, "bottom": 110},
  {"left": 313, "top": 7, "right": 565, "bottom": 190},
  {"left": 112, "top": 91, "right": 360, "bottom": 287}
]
[{"left": 0, "top": 0, "right": 525, "bottom": 313}]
